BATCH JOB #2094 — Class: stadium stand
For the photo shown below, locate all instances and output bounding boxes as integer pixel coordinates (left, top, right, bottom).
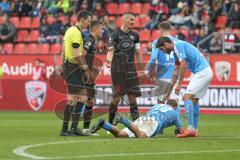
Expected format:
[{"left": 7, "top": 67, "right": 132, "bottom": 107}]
[{"left": 0, "top": 0, "right": 239, "bottom": 54}]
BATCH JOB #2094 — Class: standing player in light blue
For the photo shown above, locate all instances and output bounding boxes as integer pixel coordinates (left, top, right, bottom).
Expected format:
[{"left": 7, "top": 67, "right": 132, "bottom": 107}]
[
  {"left": 91, "top": 99, "right": 195, "bottom": 138},
  {"left": 156, "top": 36, "right": 213, "bottom": 136},
  {"left": 148, "top": 21, "right": 181, "bottom": 106}
]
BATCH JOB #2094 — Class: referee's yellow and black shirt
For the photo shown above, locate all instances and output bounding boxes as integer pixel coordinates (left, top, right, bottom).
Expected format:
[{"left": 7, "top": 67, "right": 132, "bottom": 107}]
[{"left": 63, "top": 26, "right": 83, "bottom": 64}]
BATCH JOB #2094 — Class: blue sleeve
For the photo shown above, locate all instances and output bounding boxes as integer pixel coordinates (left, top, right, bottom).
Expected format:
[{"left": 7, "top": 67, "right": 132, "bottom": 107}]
[
  {"left": 174, "top": 42, "right": 187, "bottom": 62},
  {"left": 148, "top": 41, "right": 159, "bottom": 73},
  {"left": 175, "top": 113, "right": 183, "bottom": 129}
]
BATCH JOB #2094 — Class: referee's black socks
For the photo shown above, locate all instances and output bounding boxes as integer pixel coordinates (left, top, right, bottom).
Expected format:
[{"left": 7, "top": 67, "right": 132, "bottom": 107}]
[
  {"left": 61, "top": 104, "right": 73, "bottom": 132},
  {"left": 71, "top": 102, "right": 84, "bottom": 130},
  {"left": 130, "top": 103, "right": 139, "bottom": 121},
  {"left": 109, "top": 103, "right": 118, "bottom": 124},
  {"left": 83, "top": 105, "right": 93, "bottom": 129}
]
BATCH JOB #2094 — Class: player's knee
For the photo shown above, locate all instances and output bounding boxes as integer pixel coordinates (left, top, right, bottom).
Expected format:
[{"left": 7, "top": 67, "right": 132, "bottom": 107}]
[
  {"left": 137, "top": 132, "right": 147, "bottom": 138},
  {"left": 127, "top": 94, "right": 137, "bottom": 104},
  {"left": 67, "top": 95, "right": 78, "bottom": 106},
  {"left": 112, "top": 96, "right": 121, "bottom": 105},
  {"left": 183, "top": 94, "right": 194, "bottom": 101},
  {"left": 85, "top": 98, "right": 94, "bottom": 106},
  {"left": 192, "top": 98, "right": 199, "bottom": 104}
]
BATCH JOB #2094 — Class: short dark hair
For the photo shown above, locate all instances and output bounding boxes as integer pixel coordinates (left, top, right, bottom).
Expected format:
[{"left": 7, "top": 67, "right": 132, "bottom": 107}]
[
  {"left": 166, "top": 99, "right": 178, "bottom": 108},
  {"left": 158, "top": 21, "right": 171, "bottom": 30},
  {"left": 77, "top": 11, "right": 92, "bottom": 21},
  {"left": 156, "top": 36, "right": 172, "bottom": 48},
  {"left": 122, "top": 12, "right": 135, "bottom": 17},
  {"left": 90, "top": 20, "right": 103, "bottom": 31}
]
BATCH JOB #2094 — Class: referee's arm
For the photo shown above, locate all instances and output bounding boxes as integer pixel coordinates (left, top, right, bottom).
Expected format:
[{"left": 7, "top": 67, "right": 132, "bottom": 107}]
[{"left": 61, "top": 42, "right": 65, "bottom": 64}]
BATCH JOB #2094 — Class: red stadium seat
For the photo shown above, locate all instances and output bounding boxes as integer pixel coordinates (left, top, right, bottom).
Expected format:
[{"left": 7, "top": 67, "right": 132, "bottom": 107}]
[
  {"left": 116, "top": 16, "right": 122, "bottom": 28},
  {"left": 3, "top": 43, "right": 13, "bottom": 53},
  {"left": 140, "top": 29, "right": 150, "bottom": 42},
  {"left": 140, "top": 16, "right": 150, "bottom": 28},
  {"left": 31, "top": 17, "right": 40, "bottom": 28},
  {"left": 18, "top": 17, "right": 31, "bottom": 29},
  {"left": 50, "top": 43, "right": 62, "bottom": 54},
  {"left": 215, "top": 16, "right": 228, "bottom": 28},
  {"left": 14, "top": 43, "right": 26, "bottom": 54},
  {"left": 109, "top": 16, "right": 116, "bottom": 22},
  {"left": 26, "top": 43, "right": 38, "bottom": 54},
  {"left": 70, "top": 15, "right": 77, "bottom": 25},
  {"left": 28, "top": 30, "right": 40, "bottom": 42},
  {"left": 106, "top": 3, "right": 118, "bottom": 15},
  {"left": 150, "top": 30, "right": 161, "bottom": 41},
  {"left": 130, "top": 3, "right": 142, "bottom": 15},
  {"left": 38, "top": 44, "right": 50, "bottom": 54},
  {"left": 142, "top": 3, "right": 150, "bottom": 14},
  {"left": 9, "top": 16, "right": 20, "bottom": 28},
  {"left": 16, "top": 30, "right": 29, "bottom": 42},
  {"left": 118, "top": 3, "right": 130, "bottom": 15},
  {"left": 134, "top": 16, "right": 140, "bottom": 28}
]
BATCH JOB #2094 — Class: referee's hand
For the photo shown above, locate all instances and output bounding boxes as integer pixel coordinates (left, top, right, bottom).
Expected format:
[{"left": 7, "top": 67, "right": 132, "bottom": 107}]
[{"left": 84, "top": 69, "right": 96, "bottom": 82}]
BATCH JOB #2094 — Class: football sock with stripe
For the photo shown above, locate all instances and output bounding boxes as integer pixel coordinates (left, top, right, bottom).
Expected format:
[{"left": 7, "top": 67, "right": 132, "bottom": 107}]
[
  {"left": 193, "top": 103, "right": 200, "bottom": 130},
  {"left": 61, "top": 104, "right": 73, "bottom": 132},
  {"left": 102, "top": 121, "right": 113, "bottom": 131},
  {"left": 130, "top": 103, "right": 139, "bottom": 121},
  {"left": 71, "top": 102, "right": 84, "bottom": 129},
  {"left": 83, "top": 105, "right": 93, "bottom": 129},
  {"left": 184, "top": 100, "right": 194, "bottom": 130},
  {"left": 109, "top": 103, "right": 118, "bottom": 124}
]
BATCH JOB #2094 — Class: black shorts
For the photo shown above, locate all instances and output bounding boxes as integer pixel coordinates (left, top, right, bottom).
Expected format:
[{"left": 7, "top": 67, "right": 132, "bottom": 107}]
[
  {"left": 63, "top": 61, "right": 85, "bottom": 94},
  {"left": 111, "top": 71, "right": 141, "bottom": 97},
  {"left": 85, "top": 83, "right": 95, "bottom": 99}
]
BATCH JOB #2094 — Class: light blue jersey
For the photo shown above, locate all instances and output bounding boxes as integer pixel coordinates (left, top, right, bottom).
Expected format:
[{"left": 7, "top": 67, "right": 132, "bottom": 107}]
[
  {"left": 146, "top": 104, "right": 183, "bottom": 136},
  {"left": 148, "top": 40, "right": 175, "bottom": 80},
  {"left": 148, "top": 36, "right": 180, "bottom": 80},
  {"left": 173, "top": 39, "right": 210, "bottom": 74}
]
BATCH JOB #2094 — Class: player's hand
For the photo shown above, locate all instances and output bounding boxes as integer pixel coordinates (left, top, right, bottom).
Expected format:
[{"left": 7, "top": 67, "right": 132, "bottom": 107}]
[
  {"left": 139, "top": 71, "right": 147, "bottom": 84},
  {"left": 92, "top": 68, "right": 100, "bottom": 80},
  {"left": 84, "top": 69, "right": 95, "bottom": 82},
  {"left": 105, "top": 60, "right": 111, "bottom": 68}
]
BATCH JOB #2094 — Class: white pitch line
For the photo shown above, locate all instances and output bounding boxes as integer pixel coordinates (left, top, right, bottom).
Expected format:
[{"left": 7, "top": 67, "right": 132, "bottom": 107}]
[
  {"left": 44, "top": 149, "right": 240, "bottom": 160},
  {"left": 13, "top": 137, "right": 240, "bottom": 160}
]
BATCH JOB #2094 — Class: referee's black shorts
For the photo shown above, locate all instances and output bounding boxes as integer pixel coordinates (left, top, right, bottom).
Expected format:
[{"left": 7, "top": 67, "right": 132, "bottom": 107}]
[
  {"left": 111, "top": 71, "right": 141, "bottom": 97},
  {"left": 63, "top": 60, "right": 85, "bottom": 95}
]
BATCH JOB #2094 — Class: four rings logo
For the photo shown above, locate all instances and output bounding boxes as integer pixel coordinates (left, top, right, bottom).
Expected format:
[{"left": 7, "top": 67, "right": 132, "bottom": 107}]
[
  {"left": 25, "top": 81, "right": 47, "bottom": 111},
  {"left": 215, "top": 61, "right": 231, "bottom": 81}
]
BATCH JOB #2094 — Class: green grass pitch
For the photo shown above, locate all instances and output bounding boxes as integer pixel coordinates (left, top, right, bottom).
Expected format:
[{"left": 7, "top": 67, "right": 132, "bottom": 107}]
[{"left": 1, "top": 111, "right": 240, "bottom": 160}]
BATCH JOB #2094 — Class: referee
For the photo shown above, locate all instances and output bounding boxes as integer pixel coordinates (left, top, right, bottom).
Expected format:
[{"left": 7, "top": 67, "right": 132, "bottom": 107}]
[
  {"left": 106, "top": 12, "right": 144, "bottom": 124},
  {"left": 60, "top": 11, "right": 94, "bottom": 136},
  {"left": 82, "top": 21, "right": 104, "bottom": 134}
]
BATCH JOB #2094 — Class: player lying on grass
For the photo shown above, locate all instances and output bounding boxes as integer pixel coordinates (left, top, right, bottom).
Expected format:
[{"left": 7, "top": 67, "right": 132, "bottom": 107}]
[{"left": 91, "top": 99, "right": 196, "bottom": 138}]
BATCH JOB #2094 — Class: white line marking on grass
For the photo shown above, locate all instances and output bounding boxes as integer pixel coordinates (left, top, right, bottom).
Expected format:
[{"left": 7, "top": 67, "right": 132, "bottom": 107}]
[{"left": 13, "top": 137, "right": 240, "bottom": 160}]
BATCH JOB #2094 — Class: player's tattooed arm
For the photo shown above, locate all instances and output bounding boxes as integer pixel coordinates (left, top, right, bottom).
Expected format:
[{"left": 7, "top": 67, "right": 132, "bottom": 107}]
[
  {"left": 136, "top": 48, "right": 144, "bottom": 72},
  {"left": 176, "top": 60, "right": 187, "bottom": 91},
  {"left": 165, "top": 64, "right": 180, "bottom": 99}
]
